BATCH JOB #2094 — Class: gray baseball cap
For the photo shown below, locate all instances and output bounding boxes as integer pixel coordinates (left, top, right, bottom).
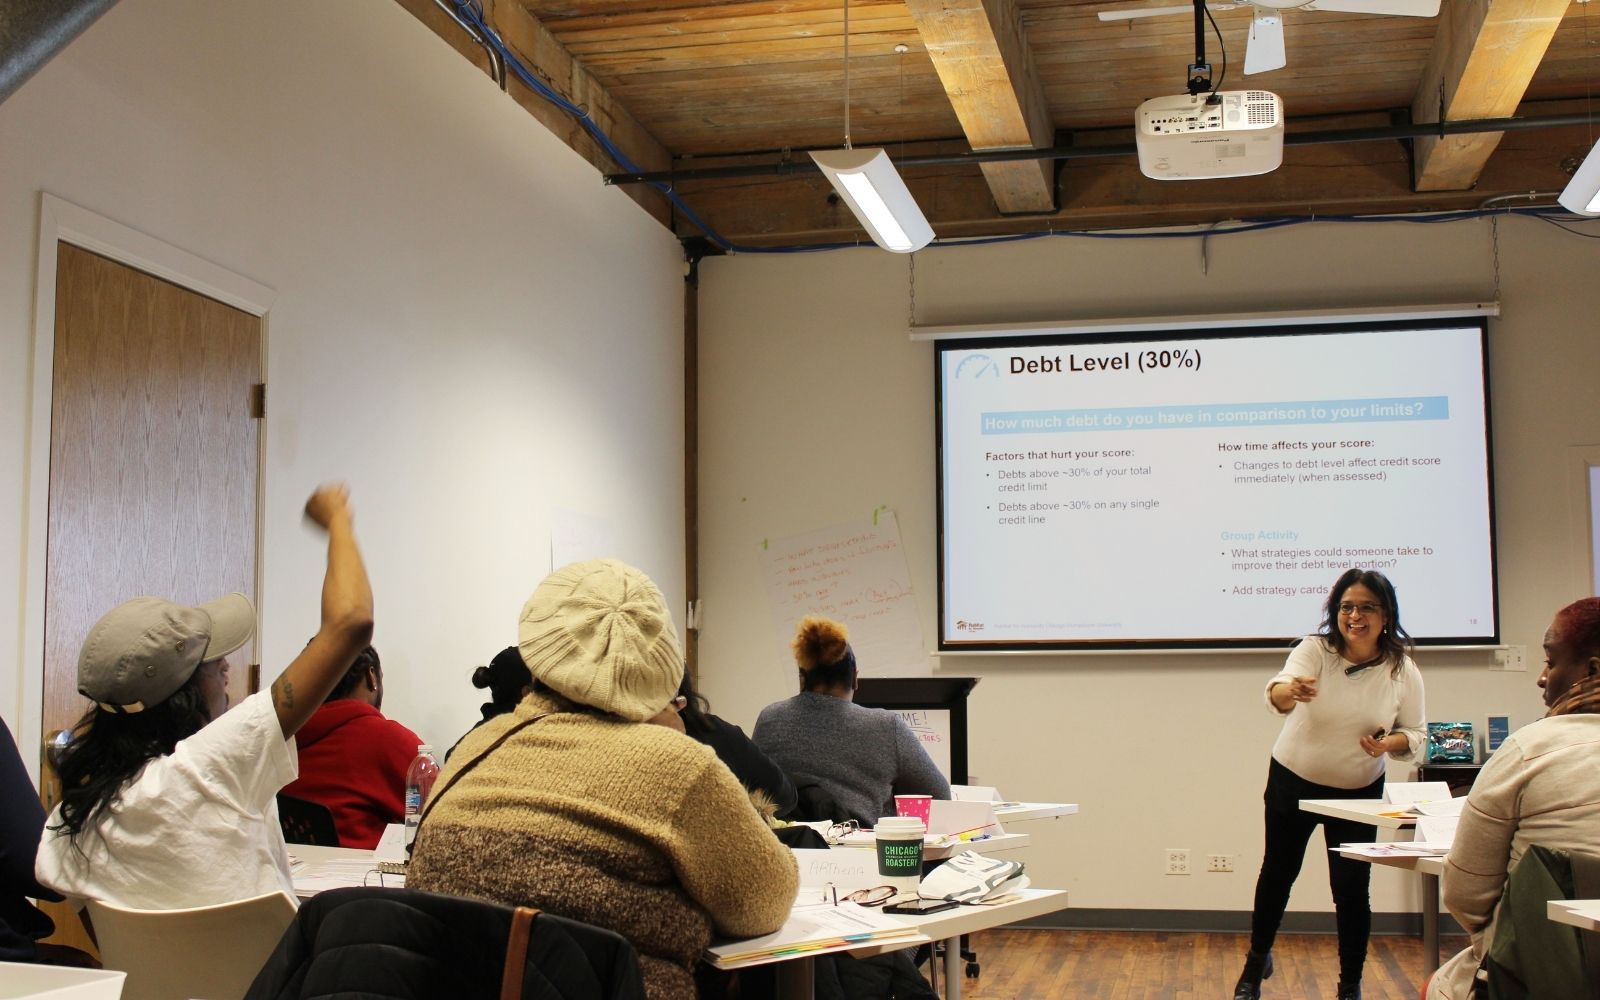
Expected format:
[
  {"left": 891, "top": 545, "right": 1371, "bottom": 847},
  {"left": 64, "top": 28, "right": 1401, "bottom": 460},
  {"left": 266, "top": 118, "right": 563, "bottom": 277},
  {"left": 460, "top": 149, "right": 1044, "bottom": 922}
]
[{"left": 77, "top": 594, "right": 257, "bottom": 713}]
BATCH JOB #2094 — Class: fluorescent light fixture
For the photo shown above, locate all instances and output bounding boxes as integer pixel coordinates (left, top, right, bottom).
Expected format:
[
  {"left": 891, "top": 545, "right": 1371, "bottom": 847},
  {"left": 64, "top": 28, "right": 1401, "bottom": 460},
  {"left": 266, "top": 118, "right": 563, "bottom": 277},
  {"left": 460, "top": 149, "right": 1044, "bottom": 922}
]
[
  {"left": 810, "top": 148, "right": 934, "bottom": 252},
  {"left": 1559, "top": 139, "right": 1600, "bottom": 216}
]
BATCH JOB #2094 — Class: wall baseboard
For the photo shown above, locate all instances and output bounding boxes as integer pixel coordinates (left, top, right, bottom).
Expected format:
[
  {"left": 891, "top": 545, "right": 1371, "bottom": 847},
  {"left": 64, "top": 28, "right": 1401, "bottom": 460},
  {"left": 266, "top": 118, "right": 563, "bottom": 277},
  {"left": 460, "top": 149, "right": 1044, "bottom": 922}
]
[{"left": 1010, "top": 909, "right": 1464, "bottom": 937}]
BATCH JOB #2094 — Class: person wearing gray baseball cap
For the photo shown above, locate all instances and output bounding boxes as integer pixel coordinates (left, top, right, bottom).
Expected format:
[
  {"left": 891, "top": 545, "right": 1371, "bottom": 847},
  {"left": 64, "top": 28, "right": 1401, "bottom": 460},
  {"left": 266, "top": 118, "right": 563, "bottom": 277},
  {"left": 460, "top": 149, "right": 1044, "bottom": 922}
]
[{"left": 36, "top": 485, "right": 375, "bottom": 911}]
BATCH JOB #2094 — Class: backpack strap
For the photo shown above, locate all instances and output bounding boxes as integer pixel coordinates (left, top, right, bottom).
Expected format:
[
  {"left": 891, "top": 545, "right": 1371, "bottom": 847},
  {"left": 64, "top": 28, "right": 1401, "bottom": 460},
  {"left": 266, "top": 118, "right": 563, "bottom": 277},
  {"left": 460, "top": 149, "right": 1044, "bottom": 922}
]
[
  {"left": 418, "top": 712, "right": 549, "bottom": 828},
  {"left": 500, "top": 905, "right": 541, "bottom": 1000}
]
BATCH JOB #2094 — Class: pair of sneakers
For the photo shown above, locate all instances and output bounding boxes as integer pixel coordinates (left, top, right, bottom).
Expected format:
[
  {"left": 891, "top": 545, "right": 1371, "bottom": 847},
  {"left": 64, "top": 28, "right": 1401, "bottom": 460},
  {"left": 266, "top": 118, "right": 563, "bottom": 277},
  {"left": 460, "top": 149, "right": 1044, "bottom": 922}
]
[{"left": 1232, "top": 951, "right": 1361, "bottom": 1000}]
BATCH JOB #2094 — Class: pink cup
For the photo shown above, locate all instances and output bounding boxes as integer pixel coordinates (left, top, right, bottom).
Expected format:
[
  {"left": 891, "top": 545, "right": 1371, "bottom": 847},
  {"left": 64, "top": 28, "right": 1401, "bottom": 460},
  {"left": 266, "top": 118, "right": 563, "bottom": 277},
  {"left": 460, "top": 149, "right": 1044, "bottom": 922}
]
[{"left": 894, "top": 794, "right": 932, "bottom": 826}]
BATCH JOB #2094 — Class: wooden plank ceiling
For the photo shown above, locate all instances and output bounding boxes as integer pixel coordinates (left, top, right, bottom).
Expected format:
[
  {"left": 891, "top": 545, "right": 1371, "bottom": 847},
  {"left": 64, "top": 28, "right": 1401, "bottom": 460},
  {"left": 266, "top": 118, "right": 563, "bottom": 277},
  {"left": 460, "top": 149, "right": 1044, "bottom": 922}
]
[{"left": 397, "top": 0, "right": 1600, "bottom": 250}]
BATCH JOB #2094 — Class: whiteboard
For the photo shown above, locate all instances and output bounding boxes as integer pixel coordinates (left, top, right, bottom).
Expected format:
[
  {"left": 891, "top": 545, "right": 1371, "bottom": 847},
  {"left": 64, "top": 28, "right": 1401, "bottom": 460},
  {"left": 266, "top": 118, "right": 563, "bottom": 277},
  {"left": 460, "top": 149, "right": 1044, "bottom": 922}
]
[
  {"left": 759, "top": 513, "right": 929, "bottom": 677},
  {"left": 895, "top": 708, "right": 951, "bottom": 779}
]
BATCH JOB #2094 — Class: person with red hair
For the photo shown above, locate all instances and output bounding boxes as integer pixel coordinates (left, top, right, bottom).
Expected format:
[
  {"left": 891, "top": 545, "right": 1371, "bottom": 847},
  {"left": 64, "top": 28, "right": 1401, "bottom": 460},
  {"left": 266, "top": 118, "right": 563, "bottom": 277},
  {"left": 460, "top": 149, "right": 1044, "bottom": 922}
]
[{"left": 1424, "top": 596, "right": 1600, "bottom": 999}]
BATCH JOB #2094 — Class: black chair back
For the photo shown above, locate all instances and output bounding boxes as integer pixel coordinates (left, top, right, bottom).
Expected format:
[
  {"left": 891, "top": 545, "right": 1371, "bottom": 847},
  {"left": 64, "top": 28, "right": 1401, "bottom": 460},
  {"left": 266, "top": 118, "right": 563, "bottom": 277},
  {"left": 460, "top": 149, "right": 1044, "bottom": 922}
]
[
  {"left": 245, "top": 887, "right": 645, "bottom": 1000},
  {"left": 275, "top": 794, "right": 340, "bottom": 847}
]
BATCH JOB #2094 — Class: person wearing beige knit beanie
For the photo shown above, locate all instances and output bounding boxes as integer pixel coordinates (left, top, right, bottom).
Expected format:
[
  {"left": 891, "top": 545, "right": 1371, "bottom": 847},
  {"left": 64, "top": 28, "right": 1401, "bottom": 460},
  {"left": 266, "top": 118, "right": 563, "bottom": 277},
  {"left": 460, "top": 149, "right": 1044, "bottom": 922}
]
[{"left": 409, "top": 558, "right": 798, "bottom": 1000}]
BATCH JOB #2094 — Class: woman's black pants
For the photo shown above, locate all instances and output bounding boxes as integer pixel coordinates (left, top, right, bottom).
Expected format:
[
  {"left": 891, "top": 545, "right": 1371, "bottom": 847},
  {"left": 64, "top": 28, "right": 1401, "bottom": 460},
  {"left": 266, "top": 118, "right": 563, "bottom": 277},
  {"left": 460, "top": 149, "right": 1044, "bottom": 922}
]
[{"left": 1248, "top": 757, "right": 1384, "bottom": 984}]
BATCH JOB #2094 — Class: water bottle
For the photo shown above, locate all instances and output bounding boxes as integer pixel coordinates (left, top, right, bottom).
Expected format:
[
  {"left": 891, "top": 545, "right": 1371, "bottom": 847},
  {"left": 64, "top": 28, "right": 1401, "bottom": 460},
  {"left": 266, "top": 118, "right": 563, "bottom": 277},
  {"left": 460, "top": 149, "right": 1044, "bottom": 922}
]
[{"left": 403, "top": 743, "right": 439, "bottom": 848}]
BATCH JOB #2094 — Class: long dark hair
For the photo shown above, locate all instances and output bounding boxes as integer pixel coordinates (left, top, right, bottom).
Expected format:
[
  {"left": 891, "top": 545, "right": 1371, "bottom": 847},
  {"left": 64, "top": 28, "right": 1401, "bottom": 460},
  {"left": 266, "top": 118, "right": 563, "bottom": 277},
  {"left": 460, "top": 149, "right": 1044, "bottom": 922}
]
[
  {"left": 1317, "top": 567, "right": 1412, "bottom": 676},
  {"left": 676, "top": 671, "right": 713, "bottom": 739},
  {"left": 51, "top": 672, "right": 213, "bottom": 839}
]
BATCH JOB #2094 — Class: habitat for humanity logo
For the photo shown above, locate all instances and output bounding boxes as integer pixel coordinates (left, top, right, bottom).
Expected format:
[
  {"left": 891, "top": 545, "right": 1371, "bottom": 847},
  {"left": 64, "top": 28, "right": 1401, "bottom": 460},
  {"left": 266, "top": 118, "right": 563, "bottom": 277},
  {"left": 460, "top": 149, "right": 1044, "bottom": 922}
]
[
  {"left": 954, "top": 620, "right": 985, "bottom": 632},
  {"left": 954, "top": 354, "right": 999, "bottom": 379}
]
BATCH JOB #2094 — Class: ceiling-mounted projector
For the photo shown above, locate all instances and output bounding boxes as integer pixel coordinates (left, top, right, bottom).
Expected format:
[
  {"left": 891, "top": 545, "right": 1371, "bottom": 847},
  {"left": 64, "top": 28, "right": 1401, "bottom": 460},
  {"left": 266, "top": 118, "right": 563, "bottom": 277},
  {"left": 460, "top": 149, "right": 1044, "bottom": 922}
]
[{"left": 1135, "top": 90, "right": 1284, "bottom": 180}]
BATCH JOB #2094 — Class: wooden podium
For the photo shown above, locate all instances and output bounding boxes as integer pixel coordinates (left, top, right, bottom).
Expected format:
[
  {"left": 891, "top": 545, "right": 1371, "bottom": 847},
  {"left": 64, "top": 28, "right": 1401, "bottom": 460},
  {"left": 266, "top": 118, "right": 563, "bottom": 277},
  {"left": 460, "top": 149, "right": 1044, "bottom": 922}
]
[{"left": 854, "top": 677, "right": 979, "bottom": 784}]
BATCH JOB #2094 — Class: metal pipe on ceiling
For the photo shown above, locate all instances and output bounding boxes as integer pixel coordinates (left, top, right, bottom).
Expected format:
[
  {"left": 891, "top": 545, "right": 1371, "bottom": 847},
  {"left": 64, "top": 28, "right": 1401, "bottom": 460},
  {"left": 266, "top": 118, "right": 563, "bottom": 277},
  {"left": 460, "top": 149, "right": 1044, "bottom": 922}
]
[
  {"left": 0, "top": 0, "right": 121, "bottom": 107},
  {"left": 430, "top": 0, "right": 506, "bottom": 92},
  {"left": 603, "top": 112, "right": 1600, "bottom": 187}
]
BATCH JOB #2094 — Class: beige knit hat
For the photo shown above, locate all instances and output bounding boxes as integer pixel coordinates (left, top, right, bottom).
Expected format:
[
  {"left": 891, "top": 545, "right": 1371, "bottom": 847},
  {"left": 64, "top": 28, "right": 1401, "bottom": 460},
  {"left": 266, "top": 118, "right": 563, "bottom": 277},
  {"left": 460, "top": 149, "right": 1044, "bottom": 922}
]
[{"left": 518, "top": 558, "right": 683, "bottom": 722}]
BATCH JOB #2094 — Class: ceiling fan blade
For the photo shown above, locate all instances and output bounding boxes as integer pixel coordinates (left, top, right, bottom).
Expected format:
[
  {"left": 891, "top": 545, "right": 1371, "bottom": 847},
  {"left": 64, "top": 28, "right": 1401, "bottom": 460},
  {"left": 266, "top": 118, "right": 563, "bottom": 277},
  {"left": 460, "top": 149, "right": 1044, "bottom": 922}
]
[
  {"left": 1098, "top": 5, "right": 1197, "bottom": 22},
  {"left": 1301, "top": 0, "right": 1441, "bottom": 16},
  {"left": 1243, "top": 11, "right": 1287, "bottom": 75}
]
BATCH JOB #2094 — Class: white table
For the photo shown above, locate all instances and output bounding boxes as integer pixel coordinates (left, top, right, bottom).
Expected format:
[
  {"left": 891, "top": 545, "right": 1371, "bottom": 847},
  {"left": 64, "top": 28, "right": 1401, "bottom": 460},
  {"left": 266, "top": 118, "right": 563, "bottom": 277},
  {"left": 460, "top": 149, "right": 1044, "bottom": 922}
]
[
  {"left": 1548, "top": 899, "right": 1600, "bottom": 932},
  {"left": 1304, "top": 799, "right": 1444, "bottom": 973},
  {"left": 1299, "top": 798, "right": 1417, "bottom": 830},
  {"left": 829, "top": 830, "right": 1032, "bottom": 860},
  {"left": 711, "top": 887, "right": 1071, "bottom": 1000},
  {"left": 994, "top": 801, "right": 1079, "bottom": 824}
]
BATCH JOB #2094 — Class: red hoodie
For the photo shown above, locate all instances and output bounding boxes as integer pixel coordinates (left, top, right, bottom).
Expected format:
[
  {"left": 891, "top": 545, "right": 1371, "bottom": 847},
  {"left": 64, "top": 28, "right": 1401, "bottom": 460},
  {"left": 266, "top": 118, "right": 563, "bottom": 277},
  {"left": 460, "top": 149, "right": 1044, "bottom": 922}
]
[{"left": 282, "top": 700, "right": 422, "bottom": 850}]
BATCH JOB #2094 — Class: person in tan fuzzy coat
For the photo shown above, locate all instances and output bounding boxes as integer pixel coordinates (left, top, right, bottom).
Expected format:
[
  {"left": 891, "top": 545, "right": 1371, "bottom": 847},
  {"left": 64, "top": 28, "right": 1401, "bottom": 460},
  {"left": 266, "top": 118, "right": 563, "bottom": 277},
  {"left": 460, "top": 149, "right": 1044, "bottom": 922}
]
[{"left": 408, "top": 558, "right": 798, "bottom": 1000}]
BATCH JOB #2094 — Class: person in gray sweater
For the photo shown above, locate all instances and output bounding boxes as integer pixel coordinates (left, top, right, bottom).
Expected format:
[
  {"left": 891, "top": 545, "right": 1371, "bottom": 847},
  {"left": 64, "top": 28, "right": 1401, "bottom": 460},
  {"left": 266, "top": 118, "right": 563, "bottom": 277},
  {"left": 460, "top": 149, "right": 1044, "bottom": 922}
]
[{"left": 753, "top": 617, "right": 950, "bottom": 825}]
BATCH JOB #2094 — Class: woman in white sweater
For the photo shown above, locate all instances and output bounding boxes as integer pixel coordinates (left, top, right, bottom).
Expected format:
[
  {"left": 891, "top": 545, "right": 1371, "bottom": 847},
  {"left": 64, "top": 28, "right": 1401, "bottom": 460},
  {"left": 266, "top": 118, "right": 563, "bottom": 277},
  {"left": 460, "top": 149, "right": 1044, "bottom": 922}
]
[
  {"left": 1424, "top": 596, "right": 1600, "bottom": 999},
  {"left": 1233, "top": 568, "right": 1425, "bottom": 1000}
]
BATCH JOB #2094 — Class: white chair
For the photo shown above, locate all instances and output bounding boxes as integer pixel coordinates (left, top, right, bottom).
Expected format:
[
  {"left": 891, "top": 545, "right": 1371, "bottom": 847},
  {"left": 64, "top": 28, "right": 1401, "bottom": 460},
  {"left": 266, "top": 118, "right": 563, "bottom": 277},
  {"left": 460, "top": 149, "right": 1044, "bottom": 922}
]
[{"left": 86, "top": 891, "right": 297, "bottom": 1000}]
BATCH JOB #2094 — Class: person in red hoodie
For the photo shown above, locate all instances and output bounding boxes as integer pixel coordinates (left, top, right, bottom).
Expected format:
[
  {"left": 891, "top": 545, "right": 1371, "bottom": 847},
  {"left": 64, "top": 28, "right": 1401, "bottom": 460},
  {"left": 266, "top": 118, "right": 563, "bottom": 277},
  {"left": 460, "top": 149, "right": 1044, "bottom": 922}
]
[{"left": 281, "top": 645, "right": 422, "bottom": 849}]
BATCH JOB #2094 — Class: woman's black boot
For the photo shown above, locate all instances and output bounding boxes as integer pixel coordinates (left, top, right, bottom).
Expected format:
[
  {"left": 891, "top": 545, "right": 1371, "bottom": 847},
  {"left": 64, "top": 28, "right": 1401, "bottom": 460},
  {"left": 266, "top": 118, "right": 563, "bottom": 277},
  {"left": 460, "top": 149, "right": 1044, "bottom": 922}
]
[
  {"left": 1335, "top": 981, "right": 1361, "bottom": 1000},
  {"left": 1231, "top": 950, "right": 1273, "bottom": 1000}
]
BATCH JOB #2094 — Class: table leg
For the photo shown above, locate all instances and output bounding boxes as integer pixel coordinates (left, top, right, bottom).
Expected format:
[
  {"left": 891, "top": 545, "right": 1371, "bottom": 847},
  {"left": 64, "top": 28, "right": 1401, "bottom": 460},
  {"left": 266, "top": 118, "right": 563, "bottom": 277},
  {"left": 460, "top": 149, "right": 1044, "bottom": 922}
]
[
  {"left": 1422, "top": 871, "right": 1440, "bottom": 973},
  {"left": 775, "top": 955, "right": 815, "bottom": 1000},
  {"left": 944, "top": 936, "right": 961, "bottom": 1000}
]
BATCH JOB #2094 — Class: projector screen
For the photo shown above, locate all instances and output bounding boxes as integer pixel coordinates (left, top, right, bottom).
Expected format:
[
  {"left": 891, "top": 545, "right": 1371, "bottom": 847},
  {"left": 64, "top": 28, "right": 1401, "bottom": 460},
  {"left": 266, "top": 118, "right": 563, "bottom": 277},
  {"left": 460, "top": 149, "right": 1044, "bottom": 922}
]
[{"left": 936, "top": 317, "right": 1497, "bottom": 649}]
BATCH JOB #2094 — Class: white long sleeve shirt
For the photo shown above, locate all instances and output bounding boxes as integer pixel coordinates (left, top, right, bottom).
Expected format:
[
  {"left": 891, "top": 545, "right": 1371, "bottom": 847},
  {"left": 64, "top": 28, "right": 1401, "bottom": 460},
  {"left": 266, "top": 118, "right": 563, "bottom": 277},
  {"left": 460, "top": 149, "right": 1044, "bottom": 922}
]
[{"left": 1265, "top": 637, "right": 1425, "bottom": 789}]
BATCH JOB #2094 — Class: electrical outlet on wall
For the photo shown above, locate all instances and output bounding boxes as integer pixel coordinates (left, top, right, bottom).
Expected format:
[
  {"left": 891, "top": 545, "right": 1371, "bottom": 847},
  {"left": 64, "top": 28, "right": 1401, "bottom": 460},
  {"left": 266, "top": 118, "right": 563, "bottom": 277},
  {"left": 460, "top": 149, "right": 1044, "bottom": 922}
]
[
  {"left": 1491, "top": 645, "right": 1527, "bottom": 672},
  {"left": 1207, "top": 854, "right": 1236, "bottom": 873},
  {"left": 1165, "top": 848, "right": 1191, "bottom": 875}
]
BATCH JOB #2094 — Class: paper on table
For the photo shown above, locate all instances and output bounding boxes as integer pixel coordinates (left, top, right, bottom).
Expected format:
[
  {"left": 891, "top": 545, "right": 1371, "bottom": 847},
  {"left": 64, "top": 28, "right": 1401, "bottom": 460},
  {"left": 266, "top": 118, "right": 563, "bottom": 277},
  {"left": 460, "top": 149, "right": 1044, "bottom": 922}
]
[
  {"left": 1383, "top": 781, "right": 1453, "bottom": 805},
  {"left": 292, "top": 858, "right": 404, "bottom": 894},
  {"left": 951, "top": 785, "right": 1002, "bottom": 803},
  {"left": 1416, "top": 815, "right": 1459, "bottom": 846},
  {"left": 374, "top": 823, "right": 407, "bottom": 863},
  {"left": 705, "top": 903, "right": 918, "bottom": 965},
  {"left": 1414, "top": 798, "right": 1465, "bottom": 817},
  {"left": 793, "top": 846, "right": 880, "bottom": 893},
  {"left": 927, "top": 799, "right": 1003, "bottom": 837},
  {"left": 833, "top": 831, "right": 947, "bottom": 849},
  {"left": 1336, "top": 842, "right": 1450, "bottom": 858}
]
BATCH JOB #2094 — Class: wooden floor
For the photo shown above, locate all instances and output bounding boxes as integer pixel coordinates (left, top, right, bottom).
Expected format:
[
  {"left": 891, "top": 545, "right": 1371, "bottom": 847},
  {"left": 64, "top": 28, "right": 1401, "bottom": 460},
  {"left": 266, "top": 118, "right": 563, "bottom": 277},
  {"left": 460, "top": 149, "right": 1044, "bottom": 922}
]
[{"left": 942, "top": 929, "right": 1465, "bottom": 999}]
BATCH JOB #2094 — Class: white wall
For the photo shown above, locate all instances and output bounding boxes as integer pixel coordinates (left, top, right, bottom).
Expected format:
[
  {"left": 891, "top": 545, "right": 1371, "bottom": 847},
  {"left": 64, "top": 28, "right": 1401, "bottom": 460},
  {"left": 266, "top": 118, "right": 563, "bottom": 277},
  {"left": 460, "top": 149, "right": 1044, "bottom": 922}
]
[
  {"left": 696, "top": 217, "right": 1600, "bottom": 916},
  {"left": 0, "top": 0, "right": 685, "bottom": 761}
]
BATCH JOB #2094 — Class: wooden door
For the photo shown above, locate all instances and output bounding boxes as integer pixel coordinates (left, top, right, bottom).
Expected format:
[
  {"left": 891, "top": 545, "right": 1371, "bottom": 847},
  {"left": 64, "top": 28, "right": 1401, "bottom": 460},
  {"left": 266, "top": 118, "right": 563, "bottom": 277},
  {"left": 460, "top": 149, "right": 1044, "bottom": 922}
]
[{"left": 37, "top": 243, "right": 262, "bottom": 949}]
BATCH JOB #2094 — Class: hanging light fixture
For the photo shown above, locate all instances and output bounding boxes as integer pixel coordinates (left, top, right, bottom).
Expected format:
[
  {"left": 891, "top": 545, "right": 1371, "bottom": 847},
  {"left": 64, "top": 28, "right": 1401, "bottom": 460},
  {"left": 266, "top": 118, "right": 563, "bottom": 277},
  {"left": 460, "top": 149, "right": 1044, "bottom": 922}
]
[
  {"left": 1559, "top": 0, "right": 1599, "bottom": 216},
  {"left": 1560, "top": 145, "right": 1600, "bottom": 215},
  {"left": 809, "top": 0, "right": 933, "bottom": 252}
]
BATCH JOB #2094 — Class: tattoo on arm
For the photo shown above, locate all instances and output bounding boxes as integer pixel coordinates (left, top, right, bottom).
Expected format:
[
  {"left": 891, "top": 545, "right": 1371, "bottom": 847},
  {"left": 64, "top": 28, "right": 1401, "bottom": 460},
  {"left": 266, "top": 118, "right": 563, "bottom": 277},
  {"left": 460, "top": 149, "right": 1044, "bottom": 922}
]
[{"left": 272, "top": 679, "right": 295, "bottom": 713}]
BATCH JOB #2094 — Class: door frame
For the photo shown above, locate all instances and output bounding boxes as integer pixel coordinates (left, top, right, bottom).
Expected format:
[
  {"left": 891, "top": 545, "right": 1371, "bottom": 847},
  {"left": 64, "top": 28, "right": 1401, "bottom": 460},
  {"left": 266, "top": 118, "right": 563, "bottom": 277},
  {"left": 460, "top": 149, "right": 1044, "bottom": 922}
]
[{"left": 20, "top": 192, "right": 275, "bottom": 784}]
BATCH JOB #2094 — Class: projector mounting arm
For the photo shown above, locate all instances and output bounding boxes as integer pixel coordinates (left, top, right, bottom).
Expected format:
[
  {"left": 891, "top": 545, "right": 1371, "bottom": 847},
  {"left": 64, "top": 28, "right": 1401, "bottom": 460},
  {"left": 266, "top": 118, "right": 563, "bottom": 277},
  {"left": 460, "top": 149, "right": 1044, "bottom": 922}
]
[{"left": 1186, "top": 0, "right": 1216, "bottom": 98}]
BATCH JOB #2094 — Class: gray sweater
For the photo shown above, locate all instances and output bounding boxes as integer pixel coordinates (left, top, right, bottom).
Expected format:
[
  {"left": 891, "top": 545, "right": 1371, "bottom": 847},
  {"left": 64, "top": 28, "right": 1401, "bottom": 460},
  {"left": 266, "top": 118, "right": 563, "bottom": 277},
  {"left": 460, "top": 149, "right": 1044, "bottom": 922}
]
[{"left": 752, "top": 692, "right": 951, "bottom": 826}]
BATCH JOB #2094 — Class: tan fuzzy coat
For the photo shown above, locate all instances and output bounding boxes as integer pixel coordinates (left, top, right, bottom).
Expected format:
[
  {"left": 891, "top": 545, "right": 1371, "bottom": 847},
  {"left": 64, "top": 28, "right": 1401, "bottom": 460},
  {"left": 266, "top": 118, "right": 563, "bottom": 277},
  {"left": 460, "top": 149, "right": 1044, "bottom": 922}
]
[{"left": 408, "top": 692, "right": 799, "bottom": 1000}]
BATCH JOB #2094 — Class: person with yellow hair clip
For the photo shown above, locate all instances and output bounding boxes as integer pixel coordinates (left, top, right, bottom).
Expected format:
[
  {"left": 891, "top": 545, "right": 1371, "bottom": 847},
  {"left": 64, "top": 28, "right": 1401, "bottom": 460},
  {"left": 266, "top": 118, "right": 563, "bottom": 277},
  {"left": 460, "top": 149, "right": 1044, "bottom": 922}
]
[{"left": 753, "top": 616, "right": 949, "bottom": 826}]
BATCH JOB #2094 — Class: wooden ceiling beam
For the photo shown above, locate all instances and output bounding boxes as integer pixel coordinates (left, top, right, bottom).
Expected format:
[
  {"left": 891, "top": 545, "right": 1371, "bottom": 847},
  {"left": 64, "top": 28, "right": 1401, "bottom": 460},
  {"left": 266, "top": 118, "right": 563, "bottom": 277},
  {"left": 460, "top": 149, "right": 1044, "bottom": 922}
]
[
  {"left": 391, "top": 0, "right": 672, "bottom": 224},
  {"left": 1410, "top": 0, "right": 1573, "bottom": 192},
  {"left": 904, "top": 0, "right": 1057, "bottom": 213}
]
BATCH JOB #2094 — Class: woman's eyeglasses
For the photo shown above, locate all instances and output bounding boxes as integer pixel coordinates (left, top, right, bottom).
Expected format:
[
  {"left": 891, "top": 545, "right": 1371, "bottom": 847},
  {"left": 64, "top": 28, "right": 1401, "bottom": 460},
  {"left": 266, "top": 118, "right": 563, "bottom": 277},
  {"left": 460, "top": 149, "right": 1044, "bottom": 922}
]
[
  {"left": 1338, "top": 602, "right": 1383, "bottom": 617},
  {"left": 819, "top": 882, "right": 898, "bottom": 907}
]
